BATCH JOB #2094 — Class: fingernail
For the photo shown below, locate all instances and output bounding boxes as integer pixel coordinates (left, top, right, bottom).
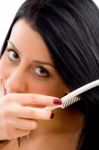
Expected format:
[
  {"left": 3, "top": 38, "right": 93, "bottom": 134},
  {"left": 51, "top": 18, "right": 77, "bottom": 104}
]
[
  {"left": 50, "top": 113, "right": 54, "bottom": 119},
  {"left": 53, "top": 99, "right": 62, "bottom": 105}
]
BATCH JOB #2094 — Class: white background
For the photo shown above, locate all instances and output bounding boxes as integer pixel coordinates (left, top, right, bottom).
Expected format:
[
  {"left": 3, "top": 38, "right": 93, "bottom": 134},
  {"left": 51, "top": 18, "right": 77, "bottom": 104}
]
[{"left": 0, "top": 0, "right": 99, "bottom": 49}]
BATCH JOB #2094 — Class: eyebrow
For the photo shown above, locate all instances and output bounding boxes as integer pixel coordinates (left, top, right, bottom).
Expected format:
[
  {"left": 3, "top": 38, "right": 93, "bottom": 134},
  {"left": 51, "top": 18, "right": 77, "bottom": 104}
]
[
  {"left": 7, "top": 40, "right": 22, "bottom": 56},
  {"left": 33, "top": 60, "right": 55, "bottom": 68},
  {"left": 7, "top": 40, "right": 55, "bottom": 69}
]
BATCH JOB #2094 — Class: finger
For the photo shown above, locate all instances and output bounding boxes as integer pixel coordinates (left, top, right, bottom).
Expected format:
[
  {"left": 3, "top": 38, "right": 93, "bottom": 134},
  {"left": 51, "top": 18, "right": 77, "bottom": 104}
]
[
  {"left": 12, "top": 118, "right": 38, "bottom": 130},
  {"left": 14, "top": 129, "right": 30, "bottom": 139},
  {"left": 7, "top": 129, "right": 30, "bottom": 140},
  {"left": 4, "top": 93, "right": 59, "bottom": 106},
  {"left": 13, "top": 106, "right": 52, "bottom": 120},
  {"left": 1, "top": 121, "right": 31, "bottom": 140}
]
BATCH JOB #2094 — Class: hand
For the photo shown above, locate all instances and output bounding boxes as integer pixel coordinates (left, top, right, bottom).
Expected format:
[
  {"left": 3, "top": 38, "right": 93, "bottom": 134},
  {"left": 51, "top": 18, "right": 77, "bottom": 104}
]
[{"left": 0, "top": 93, "right": 59, "bottom": 140}]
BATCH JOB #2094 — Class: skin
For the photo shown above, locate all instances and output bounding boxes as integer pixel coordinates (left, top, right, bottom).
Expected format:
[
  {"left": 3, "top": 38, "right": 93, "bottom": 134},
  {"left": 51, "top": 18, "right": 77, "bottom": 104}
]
[{"left": 0, "top": 19, "right": 84, "bottom": 150}]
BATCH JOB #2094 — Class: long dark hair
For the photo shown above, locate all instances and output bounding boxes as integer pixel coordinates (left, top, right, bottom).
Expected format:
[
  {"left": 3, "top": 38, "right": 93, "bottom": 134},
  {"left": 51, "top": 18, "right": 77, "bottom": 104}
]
[{"left": 1, "top": 0, "right": 99, "bottom": 149}]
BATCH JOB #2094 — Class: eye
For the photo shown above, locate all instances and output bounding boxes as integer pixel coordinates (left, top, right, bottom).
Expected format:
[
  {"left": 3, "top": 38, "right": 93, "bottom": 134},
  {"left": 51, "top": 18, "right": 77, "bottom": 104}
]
[
  {"left": 7, "top": 49, "right": 20, "bottom": 62},
  {"left": 35, "top": 66, "right": 50, "bottom": 77}
]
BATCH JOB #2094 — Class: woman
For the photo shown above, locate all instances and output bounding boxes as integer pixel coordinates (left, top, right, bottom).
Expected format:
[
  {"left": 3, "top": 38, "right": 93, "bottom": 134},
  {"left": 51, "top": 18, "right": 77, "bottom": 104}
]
[{"left": 0, "top": 0, "right": 99, "bottom": 149}]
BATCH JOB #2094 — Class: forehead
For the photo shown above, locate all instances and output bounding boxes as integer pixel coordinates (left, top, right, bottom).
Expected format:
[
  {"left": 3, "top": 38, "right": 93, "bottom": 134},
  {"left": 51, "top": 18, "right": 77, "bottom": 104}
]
[{"left": 9, "top": 19, "right": 52, "bottom": 63}]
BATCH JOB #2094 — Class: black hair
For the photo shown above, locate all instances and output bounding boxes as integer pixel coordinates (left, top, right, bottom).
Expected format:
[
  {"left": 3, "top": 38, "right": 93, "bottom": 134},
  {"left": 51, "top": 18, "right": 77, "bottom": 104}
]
[{"left": 1, "top": 0, "right": 99, "bottom": 149}]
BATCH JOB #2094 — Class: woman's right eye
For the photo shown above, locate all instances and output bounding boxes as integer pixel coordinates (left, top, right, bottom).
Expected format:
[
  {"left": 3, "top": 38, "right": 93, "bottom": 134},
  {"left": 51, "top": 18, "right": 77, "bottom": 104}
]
[{"left": 7, "top": 49, "right": 20, "bottom": 62}]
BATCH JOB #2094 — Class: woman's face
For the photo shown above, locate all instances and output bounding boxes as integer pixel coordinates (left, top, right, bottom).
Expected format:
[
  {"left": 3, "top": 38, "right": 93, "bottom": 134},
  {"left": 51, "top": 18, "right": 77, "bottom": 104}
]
[{"left": 0, "top": 19, "right": 67, "bottom": 98}]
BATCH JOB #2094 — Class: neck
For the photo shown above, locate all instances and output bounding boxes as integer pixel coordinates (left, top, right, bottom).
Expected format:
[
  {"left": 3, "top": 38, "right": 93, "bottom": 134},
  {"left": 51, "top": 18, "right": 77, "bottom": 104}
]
[{"left": 30, "top": 108, "right": 84, "bottom": 137}]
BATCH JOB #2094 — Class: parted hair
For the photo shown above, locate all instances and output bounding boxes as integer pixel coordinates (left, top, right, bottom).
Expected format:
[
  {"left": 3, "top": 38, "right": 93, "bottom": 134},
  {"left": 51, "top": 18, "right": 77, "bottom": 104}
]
[{"left": 1, "top": 0, "right": 99, "bottom": 149}]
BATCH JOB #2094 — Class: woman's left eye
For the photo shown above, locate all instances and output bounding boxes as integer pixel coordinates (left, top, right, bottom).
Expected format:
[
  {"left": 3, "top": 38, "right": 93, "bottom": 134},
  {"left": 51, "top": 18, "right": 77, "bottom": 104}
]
[
  {"left": 7, "top": 49, "right": 20, "bottom": 62},
  {"left": 35, "top": 66, "right": 50, "bottom": 77}
]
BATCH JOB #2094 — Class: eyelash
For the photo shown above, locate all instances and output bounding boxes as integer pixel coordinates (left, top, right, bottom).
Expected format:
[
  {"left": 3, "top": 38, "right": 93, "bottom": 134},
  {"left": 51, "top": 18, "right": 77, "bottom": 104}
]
[
  {"left": 6, "top": 48, "right": 50, "bottom": 78},
  {"left": 7, "top": 48, "right": 20, "bottom": 62},
  {"left": 34, "top": 65, "right": 50, "bottom": 78}
]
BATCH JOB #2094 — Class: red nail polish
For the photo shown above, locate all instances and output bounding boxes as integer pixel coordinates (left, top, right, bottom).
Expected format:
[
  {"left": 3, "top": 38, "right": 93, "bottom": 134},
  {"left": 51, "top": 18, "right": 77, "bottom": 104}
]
[
  {"left": 53, "top": 99, "right": 62, "bottom": 105},
  {"left": 50, "top": 113, "right": 54, "bottom": 119}
]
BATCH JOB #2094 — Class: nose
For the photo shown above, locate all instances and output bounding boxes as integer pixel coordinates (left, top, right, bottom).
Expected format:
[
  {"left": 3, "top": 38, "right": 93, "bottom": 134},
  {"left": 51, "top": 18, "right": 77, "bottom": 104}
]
[{"left": 6, "top": 67, "right": 27, "bottom": 93}]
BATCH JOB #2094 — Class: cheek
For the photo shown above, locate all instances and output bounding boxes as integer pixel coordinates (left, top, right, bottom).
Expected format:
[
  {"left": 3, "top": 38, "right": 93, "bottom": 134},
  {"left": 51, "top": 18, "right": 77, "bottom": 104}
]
[
  {"left": 0, "top": 58, "right": 10, "bottom": 80},
  {"left": 43, "top": 79, "right": 66, "bottom": 98},
  {"left": 42, "top": 83, "right": 65, "bottom": 98},
  {"left": 28, "top": 78, "right": 65, "bottom": 98}
]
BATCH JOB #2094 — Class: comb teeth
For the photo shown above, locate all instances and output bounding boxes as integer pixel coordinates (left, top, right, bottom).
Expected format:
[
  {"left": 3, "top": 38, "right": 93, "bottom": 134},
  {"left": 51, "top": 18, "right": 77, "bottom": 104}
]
[
  {"left": 62, "top": 97, "right": 80, "bottom": 108},
  {"left": 44, "top": 80, "right": 99, "bottom": 111}
]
